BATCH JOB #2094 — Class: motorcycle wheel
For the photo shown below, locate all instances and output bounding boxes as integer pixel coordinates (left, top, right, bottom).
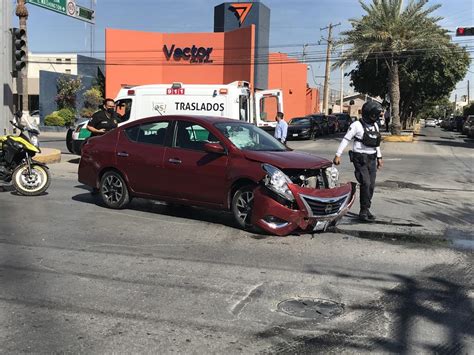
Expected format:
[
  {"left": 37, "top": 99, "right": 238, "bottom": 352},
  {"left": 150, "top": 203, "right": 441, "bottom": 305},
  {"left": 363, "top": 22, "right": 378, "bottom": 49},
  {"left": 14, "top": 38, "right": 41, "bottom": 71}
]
[{"left": 12, "top": 163, "right": 51, "bottom": 196}]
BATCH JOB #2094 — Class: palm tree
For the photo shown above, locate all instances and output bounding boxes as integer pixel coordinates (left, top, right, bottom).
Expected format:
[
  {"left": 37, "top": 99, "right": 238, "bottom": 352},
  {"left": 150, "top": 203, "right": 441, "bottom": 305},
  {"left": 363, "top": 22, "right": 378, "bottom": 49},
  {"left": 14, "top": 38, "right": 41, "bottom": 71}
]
[{"left": 335, "top": 0, "right": 450, "bottom": 135}]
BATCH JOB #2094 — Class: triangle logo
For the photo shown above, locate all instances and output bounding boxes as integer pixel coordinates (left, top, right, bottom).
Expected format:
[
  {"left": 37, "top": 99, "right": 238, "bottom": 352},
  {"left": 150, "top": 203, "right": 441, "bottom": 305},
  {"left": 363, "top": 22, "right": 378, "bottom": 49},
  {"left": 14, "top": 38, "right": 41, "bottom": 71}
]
[{"left": 229, "top": 3, "right": 253, "bottom": 27}]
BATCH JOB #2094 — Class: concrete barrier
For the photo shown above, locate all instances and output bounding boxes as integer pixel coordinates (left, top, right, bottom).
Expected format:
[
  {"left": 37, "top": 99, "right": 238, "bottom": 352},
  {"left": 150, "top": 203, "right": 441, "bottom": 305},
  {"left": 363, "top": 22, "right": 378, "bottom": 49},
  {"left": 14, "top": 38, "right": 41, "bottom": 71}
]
[
  {"left": 35, "top": 148, "right": 62, "bottom": 164},
  {"left": 383, "top": 133, "right": 414, "bottom": 142}
]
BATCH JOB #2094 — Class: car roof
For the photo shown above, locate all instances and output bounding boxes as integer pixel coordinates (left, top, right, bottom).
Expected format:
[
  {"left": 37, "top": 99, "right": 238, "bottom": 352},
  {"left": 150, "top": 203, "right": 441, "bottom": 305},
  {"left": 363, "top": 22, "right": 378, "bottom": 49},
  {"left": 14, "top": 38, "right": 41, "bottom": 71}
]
[{"left": 122, "top": 115, "right": 250, "bottom": 127}]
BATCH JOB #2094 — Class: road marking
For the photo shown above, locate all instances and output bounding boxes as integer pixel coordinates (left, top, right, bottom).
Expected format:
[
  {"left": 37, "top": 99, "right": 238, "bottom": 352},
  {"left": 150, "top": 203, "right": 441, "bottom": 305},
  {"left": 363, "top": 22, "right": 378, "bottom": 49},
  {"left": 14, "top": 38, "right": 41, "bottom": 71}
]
[{"left": 383, "top": 158, "right": 402, "bottom": 161}]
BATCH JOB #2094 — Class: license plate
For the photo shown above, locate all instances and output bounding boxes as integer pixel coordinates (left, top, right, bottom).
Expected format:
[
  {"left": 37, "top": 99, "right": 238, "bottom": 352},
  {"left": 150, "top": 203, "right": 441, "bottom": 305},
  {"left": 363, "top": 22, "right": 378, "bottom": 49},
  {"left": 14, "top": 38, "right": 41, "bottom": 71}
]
[
  {"left": 313, "top": 221, "right": 329, "bottom": 231},
  {"left": 292, "top": 133, "right": 298, "bottom": 137}
]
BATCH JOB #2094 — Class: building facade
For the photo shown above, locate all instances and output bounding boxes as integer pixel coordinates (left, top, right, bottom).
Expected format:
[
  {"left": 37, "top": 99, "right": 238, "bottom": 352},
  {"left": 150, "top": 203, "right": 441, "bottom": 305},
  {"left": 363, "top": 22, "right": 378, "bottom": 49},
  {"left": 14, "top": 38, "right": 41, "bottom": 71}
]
[{"left": 105, "top": 2, "right": 319, "bottom": 121}]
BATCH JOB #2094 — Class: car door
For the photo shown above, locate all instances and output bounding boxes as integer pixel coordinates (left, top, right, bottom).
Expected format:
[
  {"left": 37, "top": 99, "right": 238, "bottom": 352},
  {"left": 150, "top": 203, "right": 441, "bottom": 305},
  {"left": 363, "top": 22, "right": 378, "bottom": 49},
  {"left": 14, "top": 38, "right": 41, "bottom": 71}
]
[
  {"left": 162, "top": 120, "right": 229, "bottom": 205},
  {"left": 115, "top": 120, "right": 170, "bottom": 196}
]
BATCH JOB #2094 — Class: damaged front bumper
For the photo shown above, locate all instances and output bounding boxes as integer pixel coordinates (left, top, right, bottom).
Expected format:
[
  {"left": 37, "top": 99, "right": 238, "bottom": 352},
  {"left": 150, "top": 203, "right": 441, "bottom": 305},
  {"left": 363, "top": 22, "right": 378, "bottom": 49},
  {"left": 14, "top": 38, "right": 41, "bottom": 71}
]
[{"left": 251, "top": 182, "right": 356, "bottom": 236}]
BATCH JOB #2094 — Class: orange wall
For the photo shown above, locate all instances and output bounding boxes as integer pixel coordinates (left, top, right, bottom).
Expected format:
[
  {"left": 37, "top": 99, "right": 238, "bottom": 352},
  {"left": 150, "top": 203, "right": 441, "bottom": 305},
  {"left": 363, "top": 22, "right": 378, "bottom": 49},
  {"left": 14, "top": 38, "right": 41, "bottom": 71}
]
[
  {"left": 105, "top": 27, "right": 312, "bottom": 122},
  {"left": 106, "top": 27, "right": 254, "bottom": 98},
  {"left": 306, "top": 87, "right": 320, "bottom": 115},
  {"left": 268, "top": 53, "right": 308, "bottom": 120}
]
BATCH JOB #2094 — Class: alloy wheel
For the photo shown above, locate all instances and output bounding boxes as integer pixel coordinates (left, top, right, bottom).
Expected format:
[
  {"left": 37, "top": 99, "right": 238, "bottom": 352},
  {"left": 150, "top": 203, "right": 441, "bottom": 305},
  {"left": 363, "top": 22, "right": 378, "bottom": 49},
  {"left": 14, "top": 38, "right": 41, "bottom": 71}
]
[
  {"left": 235, "top": 190, "right": 254, "bottom": 225},
  {"left": 102, "top": 175, "right": 124, "bottom": 204}
]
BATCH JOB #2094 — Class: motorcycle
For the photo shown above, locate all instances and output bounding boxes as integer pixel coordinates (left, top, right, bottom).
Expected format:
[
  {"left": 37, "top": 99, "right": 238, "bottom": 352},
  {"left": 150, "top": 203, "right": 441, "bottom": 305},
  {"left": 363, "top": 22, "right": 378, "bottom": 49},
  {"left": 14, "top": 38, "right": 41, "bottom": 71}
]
[{"left": 0, "top": 112, "right": 51, "bottom": 195}]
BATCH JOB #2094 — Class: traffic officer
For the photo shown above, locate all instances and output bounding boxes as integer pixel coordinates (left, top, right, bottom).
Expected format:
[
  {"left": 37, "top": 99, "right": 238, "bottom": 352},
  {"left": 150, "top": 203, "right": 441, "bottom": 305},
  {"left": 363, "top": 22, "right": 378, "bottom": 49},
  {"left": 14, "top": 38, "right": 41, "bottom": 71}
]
[
  {"left": 333, "top": 101, "right": 384, "bottom": 222},
  {"left": 86, "top": 98, "right": 121, "bottom": 136}
]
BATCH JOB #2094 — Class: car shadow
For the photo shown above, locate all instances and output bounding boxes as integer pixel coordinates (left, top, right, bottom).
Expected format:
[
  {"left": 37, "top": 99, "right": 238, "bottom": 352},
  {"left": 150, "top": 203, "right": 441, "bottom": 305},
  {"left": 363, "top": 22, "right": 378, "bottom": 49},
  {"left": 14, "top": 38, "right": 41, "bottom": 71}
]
[{"left": 71, "top": 187, "right": 245, "bottom": 232}]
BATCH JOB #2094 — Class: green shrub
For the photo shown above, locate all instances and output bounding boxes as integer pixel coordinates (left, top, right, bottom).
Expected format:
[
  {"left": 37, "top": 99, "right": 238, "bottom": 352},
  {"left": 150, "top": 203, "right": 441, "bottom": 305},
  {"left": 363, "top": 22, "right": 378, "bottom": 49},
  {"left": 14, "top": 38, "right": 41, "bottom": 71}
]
[
  {"left": 44, "top": 112, "right": 65, "bottom": 126},
  {"left": 57, "top": 108, "right": 76, "bottom": 126},
  {"left": 81, "top": 107, "right": 96, "bottom": 118}
]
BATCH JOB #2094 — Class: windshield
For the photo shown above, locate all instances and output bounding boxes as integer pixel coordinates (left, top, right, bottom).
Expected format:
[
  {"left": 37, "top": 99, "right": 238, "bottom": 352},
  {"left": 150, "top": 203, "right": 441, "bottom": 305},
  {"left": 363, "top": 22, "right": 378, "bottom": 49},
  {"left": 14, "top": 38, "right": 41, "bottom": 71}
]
[
  {"left": 215, "top": 122, "right": 287, "bottom": 151},
  {"left": 289, "top": 118, "right": 310, "bottom": 125}
]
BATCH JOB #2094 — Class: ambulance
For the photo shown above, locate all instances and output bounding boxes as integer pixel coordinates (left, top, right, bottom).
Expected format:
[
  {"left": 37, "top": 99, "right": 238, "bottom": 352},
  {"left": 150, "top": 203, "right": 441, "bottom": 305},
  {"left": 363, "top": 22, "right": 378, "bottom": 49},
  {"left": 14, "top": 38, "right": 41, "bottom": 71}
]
[{"left": 67, "top": 81, "right": 283, "bottom": 155}]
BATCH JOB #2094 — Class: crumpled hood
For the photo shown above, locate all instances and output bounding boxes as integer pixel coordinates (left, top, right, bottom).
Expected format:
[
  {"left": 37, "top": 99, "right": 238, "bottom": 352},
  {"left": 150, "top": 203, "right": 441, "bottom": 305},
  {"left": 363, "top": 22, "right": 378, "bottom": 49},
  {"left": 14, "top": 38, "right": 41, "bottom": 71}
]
[{"left": 243, "top": 150, "right": 331, "bottom": 169}]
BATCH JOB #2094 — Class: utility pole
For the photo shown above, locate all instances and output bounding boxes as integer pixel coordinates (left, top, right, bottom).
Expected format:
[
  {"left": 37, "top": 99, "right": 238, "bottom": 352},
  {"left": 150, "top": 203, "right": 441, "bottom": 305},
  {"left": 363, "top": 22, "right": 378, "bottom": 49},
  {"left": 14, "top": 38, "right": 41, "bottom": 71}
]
[
  {"left": 302, "top": 43, "right": 308, "bottom": 63},
  {"left": 321, "top": 22, "right": 340, "bottom": 115},
  {"left": 468, "top": 80, "right": 470, "bottom": 104},
  {"left": 339, "top": 45, "right": 344, "bottom": 113},
  {"left": 16, "top": 0, "right": 28, "bottom": 117},
  {"left": 1, "top": 0, "right": 13, "bottom": 134}
]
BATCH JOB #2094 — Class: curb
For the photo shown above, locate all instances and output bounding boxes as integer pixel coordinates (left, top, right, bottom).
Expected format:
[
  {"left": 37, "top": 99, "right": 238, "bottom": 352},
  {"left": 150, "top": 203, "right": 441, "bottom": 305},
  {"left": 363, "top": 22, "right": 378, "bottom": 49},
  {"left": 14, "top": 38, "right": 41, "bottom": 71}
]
[
  {"left": 383, "top": 133, "right": 414, "bottom": 142},
  {"left": 35, "top": 148, "right": 62, "bottom": 164}
]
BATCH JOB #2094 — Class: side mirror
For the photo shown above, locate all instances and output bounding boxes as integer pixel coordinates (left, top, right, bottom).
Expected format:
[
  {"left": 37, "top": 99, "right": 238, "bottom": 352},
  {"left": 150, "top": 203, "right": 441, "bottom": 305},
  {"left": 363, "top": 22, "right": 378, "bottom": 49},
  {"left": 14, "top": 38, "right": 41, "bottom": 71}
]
[{"left": 204, "top": 142, "right": 226, "bottom": 154}]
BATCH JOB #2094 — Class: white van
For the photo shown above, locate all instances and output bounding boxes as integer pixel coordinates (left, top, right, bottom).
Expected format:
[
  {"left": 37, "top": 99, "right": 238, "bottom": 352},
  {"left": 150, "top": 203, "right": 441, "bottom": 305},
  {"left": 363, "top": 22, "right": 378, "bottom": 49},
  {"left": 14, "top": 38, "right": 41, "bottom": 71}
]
[{"left": 68, "top": 81, "right": 283, "bottom": 155}]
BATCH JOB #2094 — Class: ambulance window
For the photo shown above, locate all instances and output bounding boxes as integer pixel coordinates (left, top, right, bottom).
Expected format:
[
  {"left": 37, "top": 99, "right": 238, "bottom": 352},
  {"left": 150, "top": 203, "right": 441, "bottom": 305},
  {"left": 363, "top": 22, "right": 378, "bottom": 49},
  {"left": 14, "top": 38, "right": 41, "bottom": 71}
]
[
  {"left": 239, "top": 95, "right": 249, "bottom": 122},
  {"left": 259, "top": 96, "right": 279, "bottom": 122},
  {"left": 115, "top": 99, "right": 132, "bottom": 122}
]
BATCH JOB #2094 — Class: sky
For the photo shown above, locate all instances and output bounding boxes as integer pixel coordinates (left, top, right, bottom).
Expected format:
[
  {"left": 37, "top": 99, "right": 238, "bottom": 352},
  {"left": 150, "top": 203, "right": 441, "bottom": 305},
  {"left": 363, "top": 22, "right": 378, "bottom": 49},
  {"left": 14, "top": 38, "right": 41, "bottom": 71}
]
[{"left": 11, "top": 0, "right": 474, "bottom": 101}]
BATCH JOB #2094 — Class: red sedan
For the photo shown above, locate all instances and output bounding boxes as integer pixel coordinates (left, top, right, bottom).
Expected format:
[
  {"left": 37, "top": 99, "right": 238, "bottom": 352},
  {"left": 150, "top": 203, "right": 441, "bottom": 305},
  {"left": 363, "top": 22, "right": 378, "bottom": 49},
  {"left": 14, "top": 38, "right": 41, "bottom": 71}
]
[{"left": 78, "top": 115, "right": 355, "bottom": 236}]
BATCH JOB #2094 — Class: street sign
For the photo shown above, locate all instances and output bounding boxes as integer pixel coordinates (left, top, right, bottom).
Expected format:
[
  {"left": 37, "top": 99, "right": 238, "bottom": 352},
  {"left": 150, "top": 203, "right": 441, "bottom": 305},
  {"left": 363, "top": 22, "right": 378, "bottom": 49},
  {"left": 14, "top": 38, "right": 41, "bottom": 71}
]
[
  {"left": 26, "top": 0, "right": 95, "bottom": 24},
  {"left": 26, "top": 0, "right": 67, "bottom": 16}
]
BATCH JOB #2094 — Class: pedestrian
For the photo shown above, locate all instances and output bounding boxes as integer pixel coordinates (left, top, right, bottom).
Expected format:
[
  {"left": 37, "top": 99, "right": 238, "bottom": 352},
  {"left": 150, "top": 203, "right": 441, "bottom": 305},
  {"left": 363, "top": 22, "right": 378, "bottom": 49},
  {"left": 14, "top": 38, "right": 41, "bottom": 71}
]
[
  {"left": 333, "top": 101, "right": 384, "bottom": 222},
  {"left": 86, "top": 98, "right": 121, "bottom": 136},
  {"left": 384, "top": 108, "right": 390, "bottom": 132},
  {"left": 274, "top": 112, "right": 288, "bottom": 144}
]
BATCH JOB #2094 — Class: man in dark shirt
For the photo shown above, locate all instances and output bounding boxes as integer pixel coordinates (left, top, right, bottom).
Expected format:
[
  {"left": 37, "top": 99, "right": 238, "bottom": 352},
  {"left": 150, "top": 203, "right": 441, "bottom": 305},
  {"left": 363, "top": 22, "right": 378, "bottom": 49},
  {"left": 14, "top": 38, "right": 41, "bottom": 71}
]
[{"left": 87, "top": 98, "right": 121, "bottom": 136}]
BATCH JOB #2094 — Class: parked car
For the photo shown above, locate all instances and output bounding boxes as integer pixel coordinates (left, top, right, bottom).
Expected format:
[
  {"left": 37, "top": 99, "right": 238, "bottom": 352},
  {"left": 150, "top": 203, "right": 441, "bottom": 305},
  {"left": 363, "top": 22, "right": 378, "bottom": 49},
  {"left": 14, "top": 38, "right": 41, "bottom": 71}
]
[
  {"left": 307, "top": 114, "right": 329, "bottom": 135},
  {"left": 441, "top": 117, "right": 456, "bottom": 131},
  {"left": 287, "top": 117, "right": 316, "bottom": 140},
  {"left": 454, "top": 116, "right": 466, "bottom": 132},
  {"left": 326, "top": 115, "right": 339, "bottom": 134},
  {"left": 468, "top": 124, "right": 474, "bottom": 138},
  {"left": 424, "top": 119, "right": 437, "bottom": 128},
  {"left": 334, "top": 113, "right": 351, "bottom": 132},
  {"left": 462, "top": 115, "right": 474, "bottom": 135},
  {"left": 78, "top": 115, "right": 356, "bottom": 236}
]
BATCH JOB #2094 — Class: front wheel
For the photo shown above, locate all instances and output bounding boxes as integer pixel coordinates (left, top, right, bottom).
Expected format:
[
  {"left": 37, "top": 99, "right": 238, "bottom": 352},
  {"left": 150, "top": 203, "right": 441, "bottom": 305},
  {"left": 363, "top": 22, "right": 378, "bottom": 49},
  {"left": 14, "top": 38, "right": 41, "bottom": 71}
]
[
  {"left": 232, "top": 185, "right": 256, "bottom": 230},
  {"left": 99, "top": 171, "right": 130, "bottom": 209},
  {"left": 12, "top": 163, "right": 51, "bottom": 196}
]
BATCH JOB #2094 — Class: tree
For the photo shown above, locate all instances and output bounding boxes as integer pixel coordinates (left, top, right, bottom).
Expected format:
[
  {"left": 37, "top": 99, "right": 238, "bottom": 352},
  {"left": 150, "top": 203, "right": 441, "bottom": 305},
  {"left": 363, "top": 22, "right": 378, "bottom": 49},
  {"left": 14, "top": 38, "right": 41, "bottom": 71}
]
[
  {"left": 349, "top": 42, "right": 469, "bottom": 127},
  {"left": 335, "top": 0, "right": 450, "bottom": 135},
  {"left": 81, "top": 87, "right": 103, "bottom": 118},
  {"left": 55, "top": 75, "right": 82, "bottom": 110}
]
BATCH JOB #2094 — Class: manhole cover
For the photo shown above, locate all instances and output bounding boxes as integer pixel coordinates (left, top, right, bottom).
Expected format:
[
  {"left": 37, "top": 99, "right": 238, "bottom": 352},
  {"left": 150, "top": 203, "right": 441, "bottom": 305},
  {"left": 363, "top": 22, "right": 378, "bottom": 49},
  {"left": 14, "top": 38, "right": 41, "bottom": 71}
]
[{"left": 277, "top": 298, "right": 344, "bottom": 319}]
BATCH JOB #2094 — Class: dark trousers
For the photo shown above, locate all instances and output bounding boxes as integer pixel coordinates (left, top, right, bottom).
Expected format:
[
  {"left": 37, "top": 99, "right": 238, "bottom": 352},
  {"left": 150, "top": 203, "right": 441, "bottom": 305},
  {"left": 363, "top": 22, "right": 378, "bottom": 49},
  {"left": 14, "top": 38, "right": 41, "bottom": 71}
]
[{"left": 352, "top": 152, "right": 377, "bottom": 211}]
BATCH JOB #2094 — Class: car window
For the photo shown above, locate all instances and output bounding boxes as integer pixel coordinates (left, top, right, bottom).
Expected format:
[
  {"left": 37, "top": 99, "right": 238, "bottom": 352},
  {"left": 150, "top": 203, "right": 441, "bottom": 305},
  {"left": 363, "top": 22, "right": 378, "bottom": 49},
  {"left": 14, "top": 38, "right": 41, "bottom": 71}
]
[
  {"left": 289, "top": 118, "right": 310, "bottom": 125},
  {"left": 174, "top": 121, "right": 219, "bottom": 151},
  {"left": 133, "top": 121, "right": 169, "bottom": 145},
  {"left": 215, "top": 122, "right": 286, "bottom": 151}
]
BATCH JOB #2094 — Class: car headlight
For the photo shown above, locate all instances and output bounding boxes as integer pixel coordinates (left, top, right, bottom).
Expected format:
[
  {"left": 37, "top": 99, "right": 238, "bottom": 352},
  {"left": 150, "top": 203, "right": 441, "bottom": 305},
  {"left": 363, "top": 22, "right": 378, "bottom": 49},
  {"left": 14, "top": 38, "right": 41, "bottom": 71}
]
[
  {"left": 262, "top": 163, "right": 295, "bottom": 201},
  {"left": 325, "top": 166, "right": 339, "bottom": 188},
  {"left": 30, "top": 135, "right": 39, "bottom": 147}
]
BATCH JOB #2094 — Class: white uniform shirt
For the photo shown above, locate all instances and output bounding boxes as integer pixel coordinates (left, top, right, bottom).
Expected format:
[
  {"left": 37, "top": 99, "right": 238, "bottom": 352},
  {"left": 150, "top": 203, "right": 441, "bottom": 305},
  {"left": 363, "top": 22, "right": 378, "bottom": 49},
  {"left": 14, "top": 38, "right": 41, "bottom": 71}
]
[{"left": 336, "top": 120, "right": 382, "bottom": 158}]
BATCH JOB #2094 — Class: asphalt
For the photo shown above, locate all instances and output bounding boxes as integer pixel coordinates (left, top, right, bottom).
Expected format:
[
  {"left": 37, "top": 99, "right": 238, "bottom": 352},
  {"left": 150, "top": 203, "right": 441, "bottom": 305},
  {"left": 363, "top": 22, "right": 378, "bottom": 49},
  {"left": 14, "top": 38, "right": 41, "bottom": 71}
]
[{"left": 38, "top": 126, "right": 473, "bottom": 250}]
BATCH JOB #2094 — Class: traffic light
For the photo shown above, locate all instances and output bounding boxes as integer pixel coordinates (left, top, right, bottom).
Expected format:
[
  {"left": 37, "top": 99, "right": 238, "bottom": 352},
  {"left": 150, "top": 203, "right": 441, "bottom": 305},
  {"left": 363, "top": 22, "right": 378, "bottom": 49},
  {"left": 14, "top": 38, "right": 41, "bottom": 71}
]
[
  {"left": 11, "top": 28, "right": 27, "bottom": 74},
  {"left": 456, "top": 27, "right": 474, "bottom": 36}
]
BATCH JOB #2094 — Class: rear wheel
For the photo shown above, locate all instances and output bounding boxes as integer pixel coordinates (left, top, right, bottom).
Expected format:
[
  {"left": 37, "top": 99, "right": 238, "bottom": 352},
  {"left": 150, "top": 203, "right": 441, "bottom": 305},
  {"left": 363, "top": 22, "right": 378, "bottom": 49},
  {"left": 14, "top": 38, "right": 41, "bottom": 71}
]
[
  {"left": 12, "top": 163, "right": 51, "bottom": 196},
  {"left": 99, "top": 171, "right": 130, "bottom": 209},
  {"left": 232, "top": 185, "right": 256, "bottom": 230}
]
